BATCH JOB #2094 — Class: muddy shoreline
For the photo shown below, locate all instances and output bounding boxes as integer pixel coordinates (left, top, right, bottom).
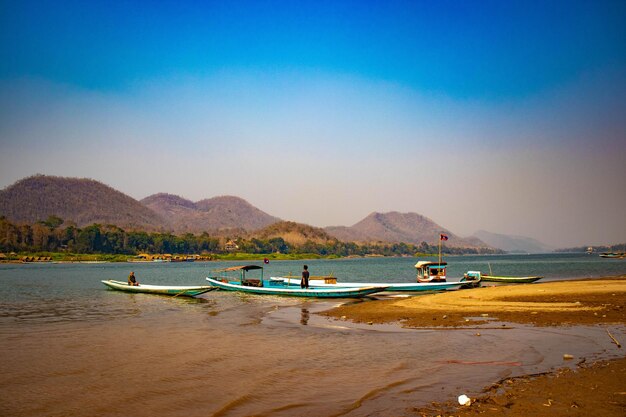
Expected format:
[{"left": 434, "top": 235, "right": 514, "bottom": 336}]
[
  {"left": 323, "top": 277, "right": 626, "bottom": 416},
  {"left": 413, "top": 357, "right": 626, "bottom": 416}
]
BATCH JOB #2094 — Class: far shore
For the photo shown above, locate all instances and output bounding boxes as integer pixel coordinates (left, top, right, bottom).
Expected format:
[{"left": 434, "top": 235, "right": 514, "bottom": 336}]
[
  {"left": 1, "top": 251, "right": 444, "bottom": 264},
  {"left": 0, "top": 252, "right": 334, "bottom": 263}
]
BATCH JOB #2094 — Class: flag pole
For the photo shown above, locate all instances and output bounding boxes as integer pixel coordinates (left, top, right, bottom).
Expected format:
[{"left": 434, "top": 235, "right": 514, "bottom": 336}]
[{"left": 438, "top": 234, "right": 442, "bottom": 266}]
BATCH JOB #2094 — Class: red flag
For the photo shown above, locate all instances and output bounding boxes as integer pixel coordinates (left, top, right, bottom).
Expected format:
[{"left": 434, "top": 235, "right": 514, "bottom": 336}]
[{"left": 440, "top": 233, "right": 449, "bottom": 241}]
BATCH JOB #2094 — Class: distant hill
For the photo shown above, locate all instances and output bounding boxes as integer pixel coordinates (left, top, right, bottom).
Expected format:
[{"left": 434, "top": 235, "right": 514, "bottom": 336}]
[
  {"left": 195, "top": 196, "right": 280, "bottom": 231},
  {"left": 141, "top": 193, "right": 280, "bottom": 234},
  {"left": 251, "top": 221, "right": 336, "bottom": 245},
  {"left": 472, "top": 230, "right": 553, "bottom": 253},
  {"left": 0, "top": 175, "right": 164, "bottom": 229},
  {"left": 326, "top": 212, "right": 489, "bottom": 248}
]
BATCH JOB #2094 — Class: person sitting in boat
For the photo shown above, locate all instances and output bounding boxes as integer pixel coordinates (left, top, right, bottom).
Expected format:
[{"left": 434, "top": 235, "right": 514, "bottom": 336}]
[{"left": 128, "top": 271, "right": 139, "bottom": 286}]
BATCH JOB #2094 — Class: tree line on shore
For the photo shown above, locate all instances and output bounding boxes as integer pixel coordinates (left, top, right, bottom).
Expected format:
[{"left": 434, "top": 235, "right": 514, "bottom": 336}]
[
  {"left": 558, "top": 244, "right": 626, "bottom": 253},
  {"left": 0, "top": 216, "right": 502, "bottom": 257}
]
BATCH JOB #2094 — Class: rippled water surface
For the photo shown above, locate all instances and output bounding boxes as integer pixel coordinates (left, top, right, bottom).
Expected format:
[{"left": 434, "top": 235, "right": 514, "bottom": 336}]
[{"left": 1, "top": 255, "right": 625, "bottom": 416}]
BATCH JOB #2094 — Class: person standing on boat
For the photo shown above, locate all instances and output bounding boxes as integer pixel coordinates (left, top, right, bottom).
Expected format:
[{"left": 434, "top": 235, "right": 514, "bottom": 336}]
[
  {"left": 128, "top": 271, "right": 139, "bottom": 286},
  {"left": 301, "top": 265, "right": 310, "bottom": 289}
]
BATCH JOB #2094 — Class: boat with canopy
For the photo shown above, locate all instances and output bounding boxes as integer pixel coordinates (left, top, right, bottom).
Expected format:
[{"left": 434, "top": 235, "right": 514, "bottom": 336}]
[
  {"left": 206, "top": 265, "right": 388, "bottom": 298},
  {"left": 277, "top": 261, "right": 480, "bottom": 292}
]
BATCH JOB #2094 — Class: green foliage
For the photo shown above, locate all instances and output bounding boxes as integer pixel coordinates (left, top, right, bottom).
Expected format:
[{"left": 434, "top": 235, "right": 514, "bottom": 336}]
[
  {"left": 213, "top": 252, "right": 323, "bottom": 261},
  {"left": 557, "top": 243, "right": 625, "bottom": 253},
  {"left": 0, "top": 217, "right": 503, "bottom": 259},
  {"left": 40, "top": 215, "right": 64, "bottom": 230}
]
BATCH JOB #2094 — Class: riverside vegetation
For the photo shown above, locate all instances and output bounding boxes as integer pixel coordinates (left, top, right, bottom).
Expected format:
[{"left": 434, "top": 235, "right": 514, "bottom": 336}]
[{"left": 0, "top": 216, "right": 501, "bottom": 261}]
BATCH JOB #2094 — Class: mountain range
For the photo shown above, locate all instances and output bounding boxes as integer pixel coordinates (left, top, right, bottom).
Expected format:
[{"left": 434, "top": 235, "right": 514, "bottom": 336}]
[
  {"left": 0, "top": 175, "right": 548, "bottom": 251},
  {"left": 471, "top": 230, "right": 554, "bottom": 253}
]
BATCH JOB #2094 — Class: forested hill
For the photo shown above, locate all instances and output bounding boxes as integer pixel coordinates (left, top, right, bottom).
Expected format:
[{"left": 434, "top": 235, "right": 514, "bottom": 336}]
[
  {"left": 251, "top": 221, "right": 336, "bottom": 245},
  {"left": 0, "top": 175, "right": 164, "bottom": 230},
  {"left": 141, "top": 194, "right": 280, "bottom": 234},
  {"left": 325, "top": 211, "right": 489, "bottom": 249}
]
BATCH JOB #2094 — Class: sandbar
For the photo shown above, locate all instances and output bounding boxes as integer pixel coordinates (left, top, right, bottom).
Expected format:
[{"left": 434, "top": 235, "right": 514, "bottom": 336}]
[{"left": 324, "top": 276, "right": 626, "bottom": 327}]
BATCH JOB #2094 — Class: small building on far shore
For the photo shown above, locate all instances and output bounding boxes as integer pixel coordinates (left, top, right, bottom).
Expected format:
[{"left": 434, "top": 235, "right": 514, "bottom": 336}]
[{"left": 225, "top": 240, "right": 239, "bottom": 251}]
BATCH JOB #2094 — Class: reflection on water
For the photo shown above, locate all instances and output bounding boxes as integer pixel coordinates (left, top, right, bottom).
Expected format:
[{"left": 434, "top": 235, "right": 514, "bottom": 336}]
[
  {"left": 1, "top": 259, "right": 625, "bottom": 417},
  {"left": 0, "top": 292, "right": 212, "bottom": 324},
  {"left": 300, "top": 308, "right": 310, "bottom": 325}
]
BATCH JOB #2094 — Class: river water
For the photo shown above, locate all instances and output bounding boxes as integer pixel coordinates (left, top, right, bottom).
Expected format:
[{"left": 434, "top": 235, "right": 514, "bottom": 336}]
[{"left": 1, "top": 254, "right": 625, "bottom": 416}]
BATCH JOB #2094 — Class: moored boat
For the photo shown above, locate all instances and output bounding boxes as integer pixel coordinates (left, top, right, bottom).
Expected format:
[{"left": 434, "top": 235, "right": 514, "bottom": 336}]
[
  {"left": 415, "top": 261, "right": 449, "bottom": 282},
  {"left": 599, "top": 252, "right": 625, "bottom": 259},
  {"left": 277, "top": 277, "right": 472, "bottom": 292},
  {"left": 206, "top": 265, "right": 387, "bottom": 298},
  {"left": 276, "top": 262, "right": 481, "bottom": 292},
  {"left": 101, "top": 280, "right": 215, "bottom": 297},
  {"left": 482, "top": 261, "right": 543, "bottom": 283},
  {"left": 480, "top": 275, "right": 543, "bottom": 283}
]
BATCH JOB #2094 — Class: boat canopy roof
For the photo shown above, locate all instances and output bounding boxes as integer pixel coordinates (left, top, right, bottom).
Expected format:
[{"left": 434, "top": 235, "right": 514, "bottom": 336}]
[
  {"left": 414, "top": 261, "right": 447, "bottom": 269},
  {"left": 216, "top": 265, "right": 264, "bottom": 272}
]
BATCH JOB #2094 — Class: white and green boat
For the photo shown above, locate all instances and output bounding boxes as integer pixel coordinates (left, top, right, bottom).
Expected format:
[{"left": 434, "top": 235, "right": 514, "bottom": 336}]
[
  {"left": 482, "top": 262, "right": 543, "bottom": 283},
  {"left": 276, "top": 262, "right": 481, "bottom": 292},
  {"left": 480, "top": 275, "right": 543, "bottom": 283},
  {"left": 206, "top": 265, "right": 387, "bottom": 298},
  {"left": 599, "top": 252, "right": 625, "bottom": 259},
  {"left": 101, "top": 280, "right": 215, "bottom": 297}
]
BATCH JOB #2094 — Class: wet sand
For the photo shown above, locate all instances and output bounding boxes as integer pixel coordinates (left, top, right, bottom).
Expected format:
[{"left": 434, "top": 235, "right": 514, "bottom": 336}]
[
  {"left": 324, "top": 276, "right": 626, "bottom": 416},
  {"left": 324, "top": 276, "right": 626, "bottom": 327}
]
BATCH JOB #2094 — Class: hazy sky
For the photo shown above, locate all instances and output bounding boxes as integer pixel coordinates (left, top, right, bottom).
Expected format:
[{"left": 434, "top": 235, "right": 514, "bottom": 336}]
[{"left": 1, "top": 0, "right": 625, "bottom": 247}]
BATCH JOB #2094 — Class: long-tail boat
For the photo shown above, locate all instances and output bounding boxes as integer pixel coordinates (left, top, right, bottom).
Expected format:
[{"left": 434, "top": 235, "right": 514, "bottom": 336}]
[
  {"left": 206, "top": 265, "right": 387, "bottom": 298},
  {"left": 101, "top": 280, "right": 214, "bottom": 297}
]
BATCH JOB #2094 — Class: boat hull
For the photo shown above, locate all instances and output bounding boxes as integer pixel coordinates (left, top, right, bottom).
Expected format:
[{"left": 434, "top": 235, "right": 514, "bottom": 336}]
[
  {"left": 277, "top": 277, "right": 469, "bottom": 292},
  {"left": 599, "top": 253, "right": 625, "bottom": 259},
  {"left": 101, "top": 280, "right": 214, "bottom": 297},
  {"left": 206, "top": 277, "right": 387, "bottom": 298},
  {"left": 480, "top": 275, "right": 542, "bottom": 283}
]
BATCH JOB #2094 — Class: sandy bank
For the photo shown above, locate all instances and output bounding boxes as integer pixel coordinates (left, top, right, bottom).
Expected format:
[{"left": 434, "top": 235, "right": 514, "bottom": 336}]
[
  {"left": 324, "top": 277, "right": 626, "bottom": 327},
  {"left": 324, "top": 277, "right": 626, "bottom": 416}
]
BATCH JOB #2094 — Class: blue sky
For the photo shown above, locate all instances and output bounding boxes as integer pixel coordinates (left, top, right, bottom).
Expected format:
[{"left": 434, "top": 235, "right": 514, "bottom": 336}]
[{"left": 1, "top": 0, "right": 625, "bottom": 246}]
